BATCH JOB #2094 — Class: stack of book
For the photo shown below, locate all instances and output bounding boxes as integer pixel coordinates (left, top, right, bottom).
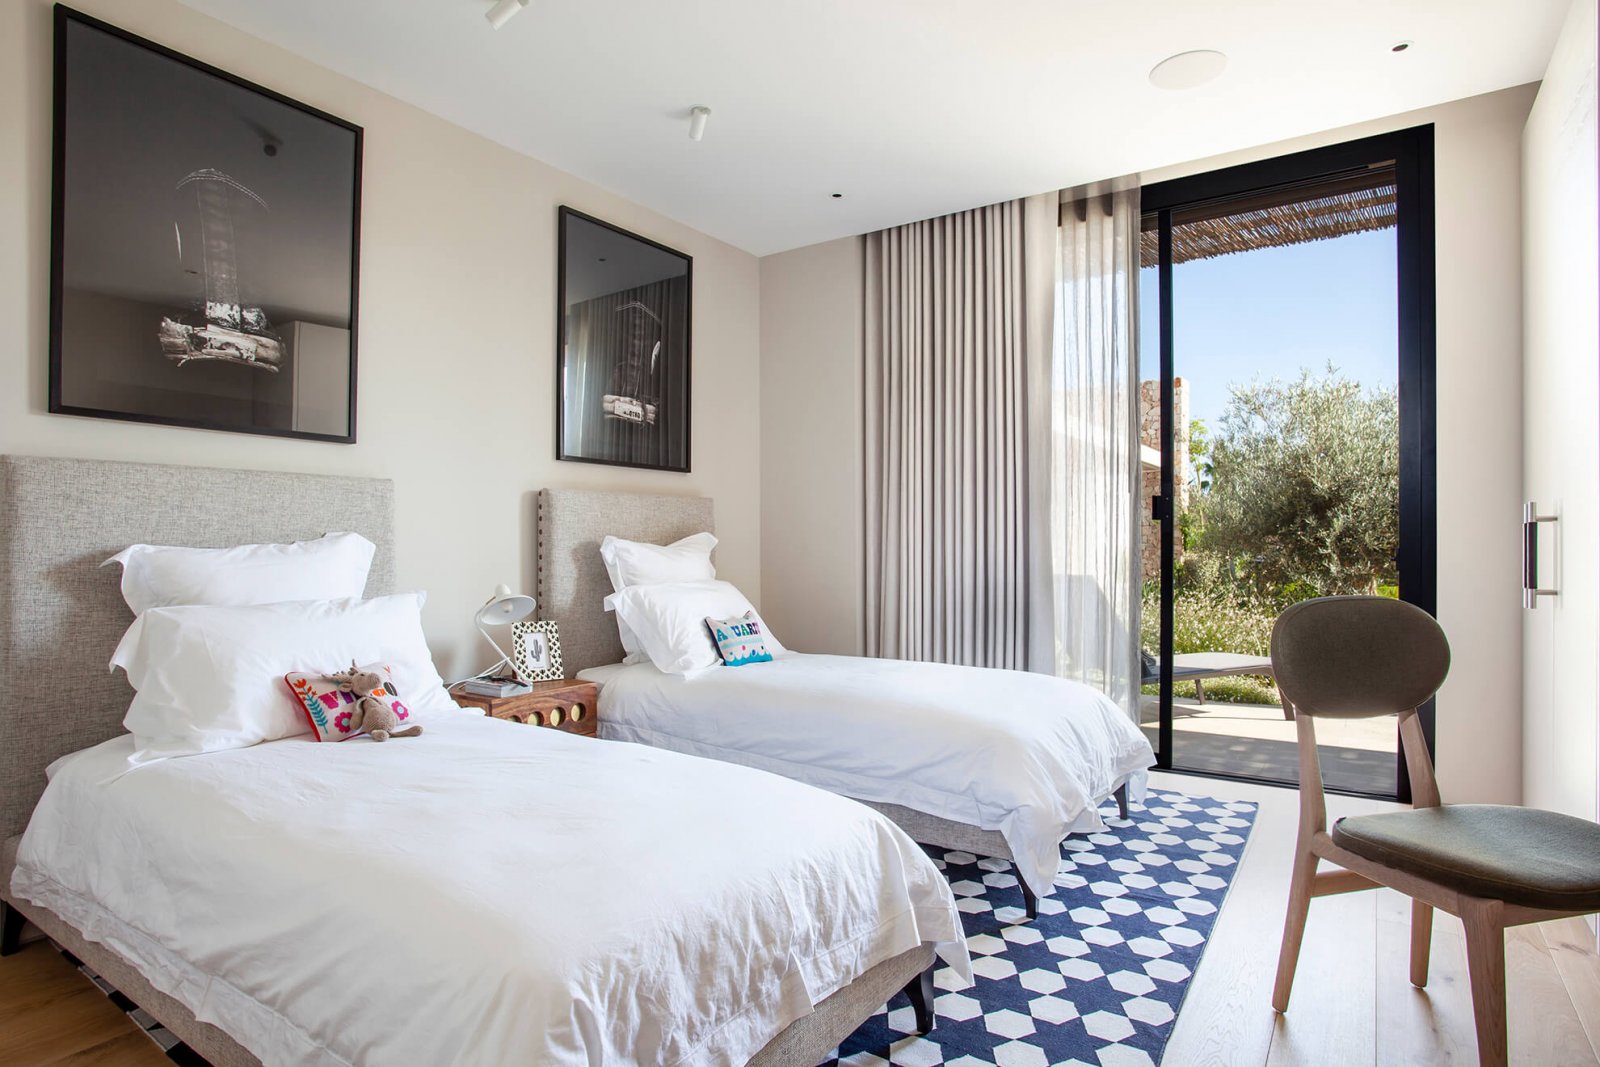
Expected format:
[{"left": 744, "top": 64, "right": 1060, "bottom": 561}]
[{"left": 458, "top": 676, "right": 532, "bottom": 698}]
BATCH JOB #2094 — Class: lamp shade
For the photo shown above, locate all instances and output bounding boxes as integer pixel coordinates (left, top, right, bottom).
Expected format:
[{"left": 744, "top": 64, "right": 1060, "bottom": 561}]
[{"left": 475, "top": 583, "right": 536, "bottom": 627}]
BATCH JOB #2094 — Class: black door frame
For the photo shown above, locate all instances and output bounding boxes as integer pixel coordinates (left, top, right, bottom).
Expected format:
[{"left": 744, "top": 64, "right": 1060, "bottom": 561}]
[{"left": 1140, "top": 125, "right": 1437, "bottom": 803}]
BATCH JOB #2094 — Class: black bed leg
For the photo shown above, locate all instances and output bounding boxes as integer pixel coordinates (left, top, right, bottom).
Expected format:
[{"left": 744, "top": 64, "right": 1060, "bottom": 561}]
[
  {"left": 1, "top": 902, "right": 24, "bottom": 957},
  {"left": 1115, "top": 782, "right": 1130, "bottom": 821},
  {"left": 1020, "top": 882, "right": 1039, "bottom": 921},
  {"left": 903, "top": 963, "right": 937, "bottom": 1034}
]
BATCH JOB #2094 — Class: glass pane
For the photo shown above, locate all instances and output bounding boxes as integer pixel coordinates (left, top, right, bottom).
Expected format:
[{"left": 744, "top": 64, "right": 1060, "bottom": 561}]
[{"left": 1147, "top": 174, "right": 1403, "bottom": 797}]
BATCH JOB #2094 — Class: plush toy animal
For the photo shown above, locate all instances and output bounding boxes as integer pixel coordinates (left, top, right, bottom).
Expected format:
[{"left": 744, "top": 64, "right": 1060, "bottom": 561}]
[{"left": 327, "top": 662, "right": 422, "bottom": 742}]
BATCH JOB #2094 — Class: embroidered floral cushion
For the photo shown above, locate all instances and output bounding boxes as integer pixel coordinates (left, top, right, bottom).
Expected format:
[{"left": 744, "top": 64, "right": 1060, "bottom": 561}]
[
  {"left": 284, "top": 664, "right": 412, "bottom": 742},
  {"left": 704, "top": 611, "right": 775, "bottom": 668}
]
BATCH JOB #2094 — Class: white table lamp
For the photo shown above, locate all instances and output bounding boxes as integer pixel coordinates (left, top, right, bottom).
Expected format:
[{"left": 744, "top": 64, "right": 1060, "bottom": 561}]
[{"left": 474, "top": 583, "right": 536, "bottom": 680}]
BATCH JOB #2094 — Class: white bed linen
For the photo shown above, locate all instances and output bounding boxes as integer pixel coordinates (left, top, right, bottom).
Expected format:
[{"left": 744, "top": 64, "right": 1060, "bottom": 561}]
[
  {"left": 581, "top": 655, "right": 1155, "bottom": 898},
  {"left": 12, "top": 716, "right": 968, "bottom": 1067}
]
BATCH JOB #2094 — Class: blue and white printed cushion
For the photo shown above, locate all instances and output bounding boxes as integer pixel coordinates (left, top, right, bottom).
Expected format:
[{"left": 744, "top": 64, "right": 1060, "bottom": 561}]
[{"left": 704, "top": 611, "right": 774, "bottom": 667}]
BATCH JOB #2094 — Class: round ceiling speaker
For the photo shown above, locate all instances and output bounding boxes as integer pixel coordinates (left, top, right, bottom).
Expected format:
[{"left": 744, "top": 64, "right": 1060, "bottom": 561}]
[{"left": 1149, "top": 50, "right": 1228, "bottom": 90}]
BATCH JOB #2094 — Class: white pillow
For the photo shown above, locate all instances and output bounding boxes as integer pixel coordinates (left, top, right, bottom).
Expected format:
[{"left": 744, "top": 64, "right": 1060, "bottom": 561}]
[
  {"left": 599, "top": 532, "right": 717, "bottom": 663},
  {"left": 605, "top": 579, "right": 784, "bottom": 675},
  {"left": 112, "top": 593, "right": 465, "bottom": 764},
  {"left": 599, "top": 532, "right": 717, "bottom": 591},
  {"left": 105, "top": 532, "right": 377, "bottom": 616}
]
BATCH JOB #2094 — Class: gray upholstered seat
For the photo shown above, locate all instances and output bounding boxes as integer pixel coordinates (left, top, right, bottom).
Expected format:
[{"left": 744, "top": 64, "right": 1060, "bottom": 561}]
[{"left": 1332, "top": 805, "right": 1600, "bottom": 912}]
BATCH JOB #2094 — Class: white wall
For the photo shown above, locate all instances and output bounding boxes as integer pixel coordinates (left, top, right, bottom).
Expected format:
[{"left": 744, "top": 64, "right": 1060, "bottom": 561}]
[
  {"left": 759, "top": 240, "right": 865, "bottom": 654},
  {"left": 760, "top": 85, "right": 1538, "bottom": 804},
  {"left": 0, "top": 0, "right": 763, "bottom": 679},
  {"left": 1522, "top": 0, "right": 1598, "bottom": 829}
]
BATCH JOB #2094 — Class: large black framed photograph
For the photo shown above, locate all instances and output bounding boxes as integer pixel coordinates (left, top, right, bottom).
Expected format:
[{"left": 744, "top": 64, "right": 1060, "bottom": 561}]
[
  {"left": 557, "top": 207, "right": 691, "bottom": 472},
  {"left": 50, "top": 7, "right": 363, "bottom": 442}
]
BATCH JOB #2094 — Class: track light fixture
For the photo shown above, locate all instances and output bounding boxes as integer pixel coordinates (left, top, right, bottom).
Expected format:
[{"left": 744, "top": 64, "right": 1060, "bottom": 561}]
[
  {"left": 486, "top": 0, "right": 529, "bottom": 30},
  {"left": 688, "top": 106, "right": 711, "bottom": 142}
]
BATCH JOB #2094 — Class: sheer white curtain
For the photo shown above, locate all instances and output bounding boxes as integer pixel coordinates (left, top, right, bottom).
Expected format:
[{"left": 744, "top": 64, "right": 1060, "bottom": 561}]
[{"left": 1039, "top": 181, "right": 1143, "bottom": 721}]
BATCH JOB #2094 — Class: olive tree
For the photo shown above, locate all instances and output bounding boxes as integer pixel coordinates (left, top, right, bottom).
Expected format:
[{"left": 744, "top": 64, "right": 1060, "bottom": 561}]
[{"left": 1198, "top": 370, "right": 1398, "bottom": 596}]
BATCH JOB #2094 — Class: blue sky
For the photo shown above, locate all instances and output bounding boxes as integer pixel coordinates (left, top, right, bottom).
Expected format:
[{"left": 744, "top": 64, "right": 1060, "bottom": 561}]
[{"left": 1137, "top": 228, "right": 1398, "bottom": 437}]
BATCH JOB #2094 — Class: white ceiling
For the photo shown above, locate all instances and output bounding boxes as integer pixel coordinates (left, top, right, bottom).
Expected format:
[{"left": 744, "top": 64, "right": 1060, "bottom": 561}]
[{"left": 179, "top": 0, "right": 1568, "bottom": 257}]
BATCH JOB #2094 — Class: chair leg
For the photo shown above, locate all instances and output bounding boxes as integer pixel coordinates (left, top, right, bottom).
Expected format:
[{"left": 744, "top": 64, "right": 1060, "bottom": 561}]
[
  {"left": 1271, "top": 843, "right": 1317, "bottom": 1012},
  {"left": 1409, "top": 898, "right": 1433, "bottom": 987},
  {"left": 1461, "top": 899, "right": 1508, "bottom": 1067}
]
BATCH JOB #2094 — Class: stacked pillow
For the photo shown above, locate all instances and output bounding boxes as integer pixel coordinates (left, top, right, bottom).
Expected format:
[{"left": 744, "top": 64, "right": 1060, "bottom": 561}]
[
  {"left": 104, "top": 533, "right": 466, "bottom": 763},
  {"left": 108, "top": 532, "right": 375, "bottom": 615},
  {"left": 599, "top": 532, "right": 717, "bottom": 664},
  {"left": 599, "top": 532, "right": 784, "bottom": 675}
]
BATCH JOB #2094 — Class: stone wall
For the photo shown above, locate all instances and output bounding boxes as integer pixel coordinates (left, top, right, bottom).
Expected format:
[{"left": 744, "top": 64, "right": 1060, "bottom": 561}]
[{"left": 1139, "top": 378, "right": 1189, "bottom": 580}]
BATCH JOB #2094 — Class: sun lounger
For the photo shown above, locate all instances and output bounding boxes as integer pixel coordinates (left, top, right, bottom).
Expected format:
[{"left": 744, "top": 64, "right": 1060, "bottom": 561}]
[{"left": 1143, "top": 652, "right": 1286, "bottom": 718}]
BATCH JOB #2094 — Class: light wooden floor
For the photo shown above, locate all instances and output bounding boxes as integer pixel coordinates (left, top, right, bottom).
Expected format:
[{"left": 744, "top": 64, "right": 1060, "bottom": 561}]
[
  {"left": 0, "top": 939, "right": 167, "bottom": 1066},
  {"left": 1, "top": 772, "right": 1597, "bottom": 1066},
  {"left": 1152, "top": 770, "right": 1600, "bottom": 1067}
]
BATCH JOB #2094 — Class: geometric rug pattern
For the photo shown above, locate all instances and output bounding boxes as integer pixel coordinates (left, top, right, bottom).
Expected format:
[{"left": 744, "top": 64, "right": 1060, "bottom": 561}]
[{"left": 824, "top": 790, "right": 1259, "bottom": 1067}]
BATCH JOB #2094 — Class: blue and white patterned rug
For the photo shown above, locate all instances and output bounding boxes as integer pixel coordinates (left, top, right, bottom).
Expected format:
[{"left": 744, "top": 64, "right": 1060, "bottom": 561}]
[{"left": 824, "top": 789, "right": 1259, "bottom": 1067}]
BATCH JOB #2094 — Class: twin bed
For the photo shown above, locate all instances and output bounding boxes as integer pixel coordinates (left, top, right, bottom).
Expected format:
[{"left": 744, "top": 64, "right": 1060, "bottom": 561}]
[
  {"left": 537, "top": 488, "right": 1155, "bottom": 918},
  {"left": 0, "top": 457, "right": 967, "bottom": 1067},
  {"left": 1, "top": 461, "right": 1154, "bottom": 1065}
]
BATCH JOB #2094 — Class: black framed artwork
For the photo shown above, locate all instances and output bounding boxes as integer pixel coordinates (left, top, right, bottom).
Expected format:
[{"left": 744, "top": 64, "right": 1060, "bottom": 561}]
[
  {"left": 50, "top": 6, "right": 363, "bottom": 442},
  {"left": 557, "top": 207, "right": 691, "bottom": 472}
]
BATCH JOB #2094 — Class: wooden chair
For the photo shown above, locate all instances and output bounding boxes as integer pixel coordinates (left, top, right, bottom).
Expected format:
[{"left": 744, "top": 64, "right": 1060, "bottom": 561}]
[{"left": 1269, "top": 596, "right": 1600, "bottom": 1067}]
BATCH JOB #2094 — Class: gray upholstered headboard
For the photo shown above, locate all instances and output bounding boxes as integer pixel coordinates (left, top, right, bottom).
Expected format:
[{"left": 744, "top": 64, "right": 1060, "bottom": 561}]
[
  {"left": 536, "top": 488, "right": 714, "bottom": 673},
  {"left": 0, "top": 455, "right": 395, "bottom": 840}
]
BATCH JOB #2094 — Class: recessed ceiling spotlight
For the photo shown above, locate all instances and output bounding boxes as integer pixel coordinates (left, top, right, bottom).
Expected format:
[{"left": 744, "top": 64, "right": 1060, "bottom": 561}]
[
  {"left": 688, "top": 106, "right": 711, "bottom": 142},
  {"left": 485, "top": 0, "right": 529, "bottom": 30},
  {"left": 1148, "top": 49, "right": 1228, "bottom": 90},
  {"left": 1391, "top": 40, "right": 1413, "bottom": 52}
]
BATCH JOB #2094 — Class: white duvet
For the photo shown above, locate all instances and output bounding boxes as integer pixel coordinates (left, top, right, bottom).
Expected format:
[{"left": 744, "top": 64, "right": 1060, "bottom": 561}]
[
  {"left": 11, "top": 715, "right": 968, "bottom": 1067},
  {"left": 583, "top": 654, "right": 1155, "bottom": 899}
]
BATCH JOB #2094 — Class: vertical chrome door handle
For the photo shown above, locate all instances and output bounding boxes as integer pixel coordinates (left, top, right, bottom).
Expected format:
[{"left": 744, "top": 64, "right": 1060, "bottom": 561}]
[{"left": 1523, "top": 502, "right": 1558, "bottom": 608}]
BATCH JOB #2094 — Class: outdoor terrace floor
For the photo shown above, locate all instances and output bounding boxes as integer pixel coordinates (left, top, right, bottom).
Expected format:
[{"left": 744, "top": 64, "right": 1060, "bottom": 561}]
[{"left": 1140, "top": 696, "right": 1399, "bottom": 797}]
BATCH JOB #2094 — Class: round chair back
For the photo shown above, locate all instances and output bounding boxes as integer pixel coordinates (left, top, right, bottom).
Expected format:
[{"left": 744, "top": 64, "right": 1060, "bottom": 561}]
[{"left": 1270, "top": 596, "right": 1450, "bottom": 718}]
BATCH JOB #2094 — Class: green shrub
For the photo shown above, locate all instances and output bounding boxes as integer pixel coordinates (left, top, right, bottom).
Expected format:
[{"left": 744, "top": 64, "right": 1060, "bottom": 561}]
[{"left": 1141, "top": 558, "right": 1281, "bottom": 706}]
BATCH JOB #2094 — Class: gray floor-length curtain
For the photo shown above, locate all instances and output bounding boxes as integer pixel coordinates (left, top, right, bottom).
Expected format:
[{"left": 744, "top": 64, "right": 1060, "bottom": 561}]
[
  {"left": 863, "top": 196, "right": 1056, "bottom": 668},
  {"left": 1046, "top": 181, "right": 1143, "bottom": 720},
  {"left": 861, "top": 183, "right": 1143, "bottom": 718}
]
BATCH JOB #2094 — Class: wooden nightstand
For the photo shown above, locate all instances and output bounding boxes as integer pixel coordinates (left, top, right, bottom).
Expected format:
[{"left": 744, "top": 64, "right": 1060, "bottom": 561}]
[{"left": 453, "top": 679, "right": 599, "bottom": 737}]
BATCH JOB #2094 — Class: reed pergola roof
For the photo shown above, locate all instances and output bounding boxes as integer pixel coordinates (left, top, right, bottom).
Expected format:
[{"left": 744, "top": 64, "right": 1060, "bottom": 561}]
[{"left": 1141, "top": 168, "right": 1397, "bottom": 268}]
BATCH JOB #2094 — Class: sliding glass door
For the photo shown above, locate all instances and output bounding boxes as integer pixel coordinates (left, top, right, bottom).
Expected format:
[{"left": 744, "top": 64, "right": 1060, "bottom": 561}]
[{"left": 1138, "top": 129, "right": 1436, "bottom": 801}]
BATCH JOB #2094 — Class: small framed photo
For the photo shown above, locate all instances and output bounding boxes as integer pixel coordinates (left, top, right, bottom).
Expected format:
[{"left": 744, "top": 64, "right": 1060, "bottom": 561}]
[{"left": 511, "top": 620, "right": 564, "bottom": 682}]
